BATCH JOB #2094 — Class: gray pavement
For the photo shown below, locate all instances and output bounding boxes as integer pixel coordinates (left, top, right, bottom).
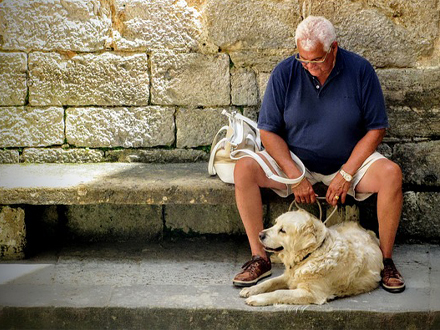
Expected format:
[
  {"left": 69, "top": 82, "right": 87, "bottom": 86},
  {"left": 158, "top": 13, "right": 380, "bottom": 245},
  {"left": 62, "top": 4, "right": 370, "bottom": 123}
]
[{"left": 0, "top": 240, "right": 439, "bottom": 329}]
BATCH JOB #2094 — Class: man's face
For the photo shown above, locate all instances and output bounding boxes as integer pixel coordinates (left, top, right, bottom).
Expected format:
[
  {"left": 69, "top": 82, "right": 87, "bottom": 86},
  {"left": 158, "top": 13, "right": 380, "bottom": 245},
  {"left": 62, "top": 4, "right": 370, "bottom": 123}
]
[{"left": 297, "top": 41, "right": 337, "bottom": 80}]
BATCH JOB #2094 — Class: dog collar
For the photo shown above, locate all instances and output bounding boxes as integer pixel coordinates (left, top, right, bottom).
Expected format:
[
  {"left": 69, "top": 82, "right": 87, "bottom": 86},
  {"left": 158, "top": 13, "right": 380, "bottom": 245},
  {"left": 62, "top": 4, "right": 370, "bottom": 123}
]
[{"left": 299, "top": 237, "right": 326, "bottom": 263}]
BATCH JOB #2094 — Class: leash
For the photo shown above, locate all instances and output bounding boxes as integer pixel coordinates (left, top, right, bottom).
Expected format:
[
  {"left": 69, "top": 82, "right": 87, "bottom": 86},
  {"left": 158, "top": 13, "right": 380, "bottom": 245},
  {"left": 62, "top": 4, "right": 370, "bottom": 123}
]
[{"left": 288, "top": 196, "right": 338, "bottom": 226}]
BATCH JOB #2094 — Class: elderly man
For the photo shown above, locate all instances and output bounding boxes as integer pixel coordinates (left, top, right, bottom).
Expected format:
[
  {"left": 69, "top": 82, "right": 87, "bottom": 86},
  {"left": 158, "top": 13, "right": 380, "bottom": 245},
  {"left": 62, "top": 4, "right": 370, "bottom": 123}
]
[{"left": 232, "top": 16, "right": 405, "bottom": 293}]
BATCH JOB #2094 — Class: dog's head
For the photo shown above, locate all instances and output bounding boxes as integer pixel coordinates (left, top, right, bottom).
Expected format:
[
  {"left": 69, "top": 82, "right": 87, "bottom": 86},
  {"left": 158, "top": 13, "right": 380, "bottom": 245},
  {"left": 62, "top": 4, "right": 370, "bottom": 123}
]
[{"left": 259, "top": 209, "right": 327, "bottom": 266}]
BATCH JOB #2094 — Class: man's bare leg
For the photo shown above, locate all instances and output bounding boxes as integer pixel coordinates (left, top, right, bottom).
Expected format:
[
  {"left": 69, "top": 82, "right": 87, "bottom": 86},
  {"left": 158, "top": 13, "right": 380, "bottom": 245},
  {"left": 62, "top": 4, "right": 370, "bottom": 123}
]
[
  {"left": 234, "top": 157, "right": 286, "bottom": 258},
  {"left": 355, "top": 158, "right": 405, "bottom": 293},
  {"left": 355, "top": 159, "right": 403, "bottom": 258}
]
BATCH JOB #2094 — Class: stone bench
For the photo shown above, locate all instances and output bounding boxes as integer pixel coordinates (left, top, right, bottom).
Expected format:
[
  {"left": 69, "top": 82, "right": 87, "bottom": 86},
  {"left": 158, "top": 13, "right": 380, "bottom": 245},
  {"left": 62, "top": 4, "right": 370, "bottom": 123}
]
[{"left": 0, "top": 162, "right": 434, "bottom": 260}]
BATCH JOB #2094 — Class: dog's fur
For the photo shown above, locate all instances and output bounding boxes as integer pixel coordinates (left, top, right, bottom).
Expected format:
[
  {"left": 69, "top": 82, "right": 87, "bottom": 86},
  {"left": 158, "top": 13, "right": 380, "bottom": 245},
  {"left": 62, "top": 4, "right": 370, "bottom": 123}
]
[{"left": 240, "top": 209, "right": 383, "bottom": 306}]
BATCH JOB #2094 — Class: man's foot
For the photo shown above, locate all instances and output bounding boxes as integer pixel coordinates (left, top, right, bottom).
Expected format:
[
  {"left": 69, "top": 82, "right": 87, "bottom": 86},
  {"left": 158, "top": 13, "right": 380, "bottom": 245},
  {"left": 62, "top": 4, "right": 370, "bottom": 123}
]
[
  {"left": 381, "top": 258, "right": 405, "bottom": 293},
  {"left": 233, "top": 255, "right": 271, "bottom": 287}
]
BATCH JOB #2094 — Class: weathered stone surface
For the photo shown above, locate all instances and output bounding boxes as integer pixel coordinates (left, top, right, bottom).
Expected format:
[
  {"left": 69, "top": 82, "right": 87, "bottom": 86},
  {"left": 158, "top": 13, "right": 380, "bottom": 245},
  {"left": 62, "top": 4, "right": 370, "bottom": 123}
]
[
  {"left": 203, "top": 0, "right": 300, "bottom": 51},
  {"left": 111, "top": 0, "right": 209, "bottom": 52},
  {"left": 176, "top": 108, "right": 229, "bottom": 148},
  {"left": 0, "top": 107, "right": 64, "bottom": 147},
  {"left": 29, "top": 52, "right": 149, "bottom": 106},
  {"left": 230, "top": 50, "right": 293, "bottom": 73},
  {"left": 0, "top": 150, "right": 19, "bottom": 164},
  {"left": 401, "top": 192, "right": 440, "bottom": 242},
  {"left": 257, "top": 72, "right": 271, "bottom": 103},
  {"left": 66, "top": 107, "right": 175, "bottom": 148},
  {"left": 387, "top": 106, "right": 440, "bottom": 138},
  {"left": 311, "top": 0, "right": 439, "bottom": 67},
  {"left": 22, "top": 148, "right": 104, "bottom": 163},
  {"left": 0, "top": 52, "right": 27, "bottom": 105},
  {"left": 231, "top": 68, "right": 258, "bottom": 106},
  {"left": 376, "top": 143, "right": 392, "bottom": 159},
  {"left": 0, "top": 163, "right": 236, "bottom": 205},
  {"left": 0, "top": 0, "right": 112, "bottom": 51},
  {"left": 151, "top": 51, "right": 230, "bottom": 106},
  {"left": 378, "top": 68, "right": 440, "bottom": 108},
  {"left": 65, "top": 205, "right": 163, "bottom": 241},
  {"left": 106, "top": 149, "right": 208, "bottom": 163},
  {"left": 0, "top": 206, "right": 25, "bottom": 260},
  {"left": 392, "top": 141, "right": 440, "bottom": 187},
  {"left": 165, "top": 204, "right": 244, "bottom": 235},
  {"left": 243, "top": 107, "right": 259, "bottom": 123}
]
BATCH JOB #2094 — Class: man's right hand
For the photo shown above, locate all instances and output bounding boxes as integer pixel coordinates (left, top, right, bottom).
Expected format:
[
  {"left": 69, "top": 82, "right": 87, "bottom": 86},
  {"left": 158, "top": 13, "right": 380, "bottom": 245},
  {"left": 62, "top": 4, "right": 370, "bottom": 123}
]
[{"left": 292, "top": 179, "right": 316, "bottom": 204}]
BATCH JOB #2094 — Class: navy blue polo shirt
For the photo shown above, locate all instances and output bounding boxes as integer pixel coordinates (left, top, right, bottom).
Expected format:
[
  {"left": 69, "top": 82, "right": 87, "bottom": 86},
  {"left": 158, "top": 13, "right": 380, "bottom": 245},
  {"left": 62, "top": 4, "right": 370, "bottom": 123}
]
[{"left": 258, "top": 47, "right": 388, "bottom": 175}]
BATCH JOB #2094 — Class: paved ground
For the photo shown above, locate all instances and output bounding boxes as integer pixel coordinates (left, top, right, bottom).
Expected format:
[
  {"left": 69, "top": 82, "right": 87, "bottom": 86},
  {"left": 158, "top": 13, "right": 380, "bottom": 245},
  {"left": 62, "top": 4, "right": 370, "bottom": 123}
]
[{"left": 0, "top": 239, "right": 439, "bottom": 329}]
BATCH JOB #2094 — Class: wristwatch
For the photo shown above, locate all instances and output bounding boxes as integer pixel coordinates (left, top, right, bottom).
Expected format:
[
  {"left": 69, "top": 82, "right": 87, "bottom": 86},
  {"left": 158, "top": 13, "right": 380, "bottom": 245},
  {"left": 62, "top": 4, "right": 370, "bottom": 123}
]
[{"left": 339, "top": 169, "right": 353, "bottom": 182}]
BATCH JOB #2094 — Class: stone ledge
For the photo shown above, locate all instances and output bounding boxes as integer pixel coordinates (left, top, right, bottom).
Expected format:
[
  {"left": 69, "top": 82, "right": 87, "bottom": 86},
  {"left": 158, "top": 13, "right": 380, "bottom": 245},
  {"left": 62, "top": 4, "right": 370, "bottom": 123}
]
[{"left": 0, "top": 163, "right": 235, "bottom": 205}]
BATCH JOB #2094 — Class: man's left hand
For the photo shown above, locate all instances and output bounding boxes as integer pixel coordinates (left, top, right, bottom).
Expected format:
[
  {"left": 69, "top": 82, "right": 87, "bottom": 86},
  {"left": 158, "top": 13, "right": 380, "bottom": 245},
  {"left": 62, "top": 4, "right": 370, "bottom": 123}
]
[{"left": 326, "top": 173, "right": 351, "bottom": 206}]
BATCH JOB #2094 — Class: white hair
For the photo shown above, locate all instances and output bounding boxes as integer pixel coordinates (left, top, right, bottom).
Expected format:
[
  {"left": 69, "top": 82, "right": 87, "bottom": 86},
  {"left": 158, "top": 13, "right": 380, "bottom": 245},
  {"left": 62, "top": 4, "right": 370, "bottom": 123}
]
[{"left": 295, "top": 16, "right": 336, "bottom": 51}]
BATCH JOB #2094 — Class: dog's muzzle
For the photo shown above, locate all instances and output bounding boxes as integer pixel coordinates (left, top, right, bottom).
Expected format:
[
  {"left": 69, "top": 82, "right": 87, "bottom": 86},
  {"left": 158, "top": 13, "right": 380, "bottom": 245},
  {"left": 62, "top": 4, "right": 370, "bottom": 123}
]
[{"left": 259, "top": 232, "right": 284, "bottom": 253}]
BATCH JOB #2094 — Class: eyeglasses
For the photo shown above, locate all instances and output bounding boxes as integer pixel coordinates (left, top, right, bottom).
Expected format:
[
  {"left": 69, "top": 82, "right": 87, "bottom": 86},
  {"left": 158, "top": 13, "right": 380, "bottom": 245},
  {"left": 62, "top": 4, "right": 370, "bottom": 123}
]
[{"left": 294, "top": 45, "right": 333, "bottom": 64}]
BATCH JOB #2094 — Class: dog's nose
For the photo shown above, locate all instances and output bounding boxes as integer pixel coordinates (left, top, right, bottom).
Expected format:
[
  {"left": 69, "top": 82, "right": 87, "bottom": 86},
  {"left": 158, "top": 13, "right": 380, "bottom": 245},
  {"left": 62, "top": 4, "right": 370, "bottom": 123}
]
[{"left": 259, "top": 232, "right": 266, "bottom": 240}]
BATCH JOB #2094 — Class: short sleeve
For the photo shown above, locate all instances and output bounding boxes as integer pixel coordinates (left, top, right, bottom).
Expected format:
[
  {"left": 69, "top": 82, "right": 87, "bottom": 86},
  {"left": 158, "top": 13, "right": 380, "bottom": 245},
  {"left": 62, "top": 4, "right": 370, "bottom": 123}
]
[
  {"left": 361, "top": 66, "right": 389, "bottom": 130},
  {"left": 257, "top": 64, "right": 289, "bottom": 134}
]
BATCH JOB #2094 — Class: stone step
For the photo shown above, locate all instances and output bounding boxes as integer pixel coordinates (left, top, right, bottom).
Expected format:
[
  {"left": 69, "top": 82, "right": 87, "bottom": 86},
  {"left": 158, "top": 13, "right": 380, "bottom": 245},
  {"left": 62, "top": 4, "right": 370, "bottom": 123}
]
[
  {"left": 0, "top": 163, "right": 439, "bottom": 260},
  {"left": 0, "top": 240, "right": 439, "bottom": 330}
]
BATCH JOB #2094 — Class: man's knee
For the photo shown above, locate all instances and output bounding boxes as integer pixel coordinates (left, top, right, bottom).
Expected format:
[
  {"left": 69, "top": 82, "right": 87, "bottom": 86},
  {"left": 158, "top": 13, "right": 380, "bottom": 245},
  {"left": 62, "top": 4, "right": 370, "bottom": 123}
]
[
  {"left": 234, "top": 157, "right": 260, "bottom": 185},
  {"left": 381, "top": 160, "right": 403, "bottom": 186}
]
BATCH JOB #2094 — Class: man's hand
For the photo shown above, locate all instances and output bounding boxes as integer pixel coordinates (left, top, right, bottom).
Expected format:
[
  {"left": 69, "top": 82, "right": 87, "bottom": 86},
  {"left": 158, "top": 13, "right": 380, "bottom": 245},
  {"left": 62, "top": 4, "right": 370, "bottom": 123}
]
[
  {"left": 326, "top": 173, "right": 351, "bottom": 206},
  {"left": 292, "top": 179, "right": 316, "bottom": 204}
]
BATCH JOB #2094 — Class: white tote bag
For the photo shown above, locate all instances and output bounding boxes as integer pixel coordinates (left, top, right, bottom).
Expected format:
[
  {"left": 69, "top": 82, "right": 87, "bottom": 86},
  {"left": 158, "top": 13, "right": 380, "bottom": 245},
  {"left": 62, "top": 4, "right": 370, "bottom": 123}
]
[{"left": 208, "top": 110, "right": 306, "bottom": 186}]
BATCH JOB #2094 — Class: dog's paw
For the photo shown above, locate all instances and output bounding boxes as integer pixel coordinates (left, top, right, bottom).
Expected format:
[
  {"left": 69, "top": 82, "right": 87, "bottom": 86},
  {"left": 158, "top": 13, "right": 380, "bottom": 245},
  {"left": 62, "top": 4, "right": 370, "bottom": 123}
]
[
  {"left": 239, "top": 287, "right": 252, "bottom": 298},
  {"left": 245, "top": 294, "right": 271, "bottom": 307}
]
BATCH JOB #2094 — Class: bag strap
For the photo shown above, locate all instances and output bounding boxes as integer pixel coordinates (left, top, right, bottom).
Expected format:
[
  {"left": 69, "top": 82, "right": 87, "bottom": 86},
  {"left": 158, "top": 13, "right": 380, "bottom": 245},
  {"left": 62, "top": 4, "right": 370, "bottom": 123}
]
[
  {"left": 230, "top": 148, "right": 305, "bottom": 185},
  {"left": 208, "top": 125, "right": 229, "bottom": 176},
  {"left": 234, "top": 112, "right": 261, "bottom": 148},
  {"left": 222, "top": 110, "right": 262, "bottom": 149}
]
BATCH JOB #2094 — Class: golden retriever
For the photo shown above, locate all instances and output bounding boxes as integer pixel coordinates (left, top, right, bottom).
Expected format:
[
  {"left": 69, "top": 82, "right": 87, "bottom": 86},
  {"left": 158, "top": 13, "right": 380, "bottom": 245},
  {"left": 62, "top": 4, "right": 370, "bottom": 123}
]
[{"left": 240, "top": 209, "right": 383, "bottom": 306}]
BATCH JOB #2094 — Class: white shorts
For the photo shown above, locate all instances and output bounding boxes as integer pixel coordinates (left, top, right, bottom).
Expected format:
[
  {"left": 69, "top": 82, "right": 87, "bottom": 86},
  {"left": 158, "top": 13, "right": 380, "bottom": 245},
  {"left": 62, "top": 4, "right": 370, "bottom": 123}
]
[{"left": 259, "top": 150, "right": 386, "bottom": 201}]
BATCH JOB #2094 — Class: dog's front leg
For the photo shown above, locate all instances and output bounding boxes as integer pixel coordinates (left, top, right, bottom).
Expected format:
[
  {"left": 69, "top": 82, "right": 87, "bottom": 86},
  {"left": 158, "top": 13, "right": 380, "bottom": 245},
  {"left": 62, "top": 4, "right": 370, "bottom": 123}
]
[
  {"left": 246, "top": 288, "right": 319, "bottom": 306},
  {"left": 240, "top": 275, "right": 288, "bottom": 298}
]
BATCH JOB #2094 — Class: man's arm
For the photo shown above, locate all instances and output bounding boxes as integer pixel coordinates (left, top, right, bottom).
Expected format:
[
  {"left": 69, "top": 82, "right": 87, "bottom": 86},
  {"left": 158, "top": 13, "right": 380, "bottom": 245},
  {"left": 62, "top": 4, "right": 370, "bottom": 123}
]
[
  {"left": 260, "top": 129, "right": 316, "bottom": 203},
  {"left": 326, "top": 128, "right": 386, "bottom": 205}
]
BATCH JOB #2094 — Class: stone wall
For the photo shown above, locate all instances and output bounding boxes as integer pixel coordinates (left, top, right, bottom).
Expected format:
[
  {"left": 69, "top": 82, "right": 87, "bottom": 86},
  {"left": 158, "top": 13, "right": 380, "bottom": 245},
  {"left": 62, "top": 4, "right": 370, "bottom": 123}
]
[{"left": 1, "top": 0, "right": 440, "bottom": 240}]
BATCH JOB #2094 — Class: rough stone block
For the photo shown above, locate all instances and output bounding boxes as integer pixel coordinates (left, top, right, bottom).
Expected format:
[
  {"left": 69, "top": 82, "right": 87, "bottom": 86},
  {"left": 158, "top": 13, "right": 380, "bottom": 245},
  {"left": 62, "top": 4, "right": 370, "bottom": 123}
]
[
  {"left": 0, "top": 150, "right": 19, "bottom": 163},
  {"left": 105, "top": 149, "right": 208, "bottom": 163},
  {"left": 257, "top": 73, "right": 271, "bottom": 103},
  {"left": 243, "top": 107, "right": 259, "bottom": 123},
  {"left": 311, "top": 0, "right": 439, "bottom": 67},
  {"left": 231, "top": 68, "right": 258, "bottom": 106},
  {"left": 0, "top": 0, "right": 112, "bottom": 51},
  {"left": 29, "top": 52, "right": 149, "bottom": 106},
  {"left": 165, "top": 204, "right": 244, "bottom": 235},
  {"left": 387, "top": 106, "right": 440, "bottom": 138},
  {"left": 22, "top": 148, "right": 104, "bottom": 163},
  {"left": 176, "top": 108, "right": 230, "bottom": 148},
  {"left": 401, "top": 192, "right": 440, "bottom": 242},
  {"left": 65, "top": 205, "right": 163, "bottom": 241},
  {"left": 203, "top": 0, "right": 300, "bottom": 51},
  {"left": 151, "top": 51, "right": 230, "bottom": 106},
  {"left": 230, "top": 50, "right": 293, "bottom": 73},
  {"left": 111, "top": 0, "right": 208, "bottom": 52},
  {"left": 0, "top": 107, "right": 64, "bottom": 147},
  {"left": 66, "top": 107, "right": 175, "bottom": 148},
  {"left": 0, "top": 52, "right": 27, "bottom": 105},
  {"left": 0, "top": 206, "right": 26, "bottom": 260},
  {"left": 393, "top": 141, "right": 440, "bottom": 187},
  {"left": 378, "top": 68, "right": 440, "bottom": 109}
]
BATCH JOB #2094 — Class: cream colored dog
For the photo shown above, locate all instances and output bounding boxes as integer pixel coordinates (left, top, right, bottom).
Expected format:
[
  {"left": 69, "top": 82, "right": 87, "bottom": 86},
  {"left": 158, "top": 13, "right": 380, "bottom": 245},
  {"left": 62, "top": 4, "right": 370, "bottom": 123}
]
[{"left": 240, "top": 209, "right": 383, "bottom": 306}]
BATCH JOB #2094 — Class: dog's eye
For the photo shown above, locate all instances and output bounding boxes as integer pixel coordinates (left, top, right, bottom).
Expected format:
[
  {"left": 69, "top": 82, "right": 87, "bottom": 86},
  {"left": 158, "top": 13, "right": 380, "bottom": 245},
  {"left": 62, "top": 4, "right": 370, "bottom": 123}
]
[{"left": 279, "top": 228, "right": 286, "bottom": 234}]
